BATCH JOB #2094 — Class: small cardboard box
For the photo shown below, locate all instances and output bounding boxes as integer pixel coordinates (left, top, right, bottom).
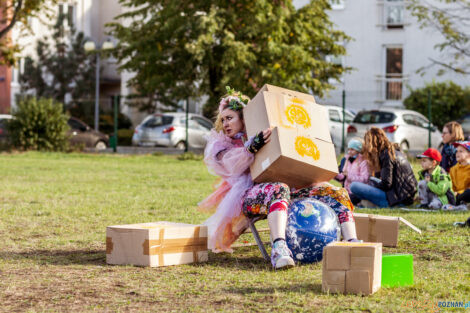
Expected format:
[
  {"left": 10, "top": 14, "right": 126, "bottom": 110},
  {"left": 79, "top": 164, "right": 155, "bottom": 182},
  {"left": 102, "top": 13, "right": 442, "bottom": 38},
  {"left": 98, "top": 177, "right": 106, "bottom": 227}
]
[
  {"left": 243, "top": 84, "right": 338, "bottom": 188},
  {"left": 322, "top": 242, "right": 382, "bottom": 295},
  {"left": 106, "top": 222, "right": 208, "bottom": 267},
  {"left": 353, "top": 213, "right": 422, "bottom": 247}
]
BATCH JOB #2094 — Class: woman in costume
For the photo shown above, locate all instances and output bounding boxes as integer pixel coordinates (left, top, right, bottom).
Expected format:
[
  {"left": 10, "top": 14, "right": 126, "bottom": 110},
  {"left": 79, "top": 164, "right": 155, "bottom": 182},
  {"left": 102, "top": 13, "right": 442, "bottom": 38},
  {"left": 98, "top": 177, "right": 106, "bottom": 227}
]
[{"left": 199, "top": 87, "right": 359, "bottom": 269}]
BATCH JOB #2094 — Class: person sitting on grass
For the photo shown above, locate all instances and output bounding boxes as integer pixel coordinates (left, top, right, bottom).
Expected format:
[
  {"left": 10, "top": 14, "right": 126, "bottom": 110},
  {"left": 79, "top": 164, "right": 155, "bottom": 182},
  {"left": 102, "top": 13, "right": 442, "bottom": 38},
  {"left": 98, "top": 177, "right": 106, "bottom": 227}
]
[
  {"left": 350, "top": 127, "right": 417, "bottom": 208},
  {"left": 335, "top": 139, "right": 370, "bottom": 205},
  {"left": 416, "top": 148, "right": 452, "bottom": 209},
  {"left": 198, "top": 87, "right": 360, "bottom": 269},
  {"left": 440, "top": 121, "right": 465, "bottom": 173},
  {"left": 445, "top": 141, "right": 470, "bottom": 210}
]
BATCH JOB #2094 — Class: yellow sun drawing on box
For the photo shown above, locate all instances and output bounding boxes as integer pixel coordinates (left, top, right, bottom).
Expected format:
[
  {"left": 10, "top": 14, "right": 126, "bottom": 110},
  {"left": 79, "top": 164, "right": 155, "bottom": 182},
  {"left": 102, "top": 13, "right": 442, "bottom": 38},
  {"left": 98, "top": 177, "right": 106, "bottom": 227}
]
[
  {"left": 285, "top": 104, "right": 311, "bottom": 128},
  {"left": 295, "top": 136, "right": 320, "bottom": 161}
]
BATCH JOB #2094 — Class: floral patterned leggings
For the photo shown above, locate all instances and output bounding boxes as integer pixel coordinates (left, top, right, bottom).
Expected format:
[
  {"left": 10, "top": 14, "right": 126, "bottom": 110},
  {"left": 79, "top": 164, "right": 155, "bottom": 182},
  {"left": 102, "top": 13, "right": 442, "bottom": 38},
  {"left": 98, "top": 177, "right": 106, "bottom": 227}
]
[{"left": 242, "top": 183, "right": 354, "bottom": 224}]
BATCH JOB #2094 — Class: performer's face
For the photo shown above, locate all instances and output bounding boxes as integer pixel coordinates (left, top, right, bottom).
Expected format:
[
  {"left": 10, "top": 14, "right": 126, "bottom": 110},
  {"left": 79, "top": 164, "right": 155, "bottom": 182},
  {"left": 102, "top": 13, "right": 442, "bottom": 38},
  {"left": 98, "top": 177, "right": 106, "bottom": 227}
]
[{"left": 221, "top": 109, "right": 244, "bottom": 138}]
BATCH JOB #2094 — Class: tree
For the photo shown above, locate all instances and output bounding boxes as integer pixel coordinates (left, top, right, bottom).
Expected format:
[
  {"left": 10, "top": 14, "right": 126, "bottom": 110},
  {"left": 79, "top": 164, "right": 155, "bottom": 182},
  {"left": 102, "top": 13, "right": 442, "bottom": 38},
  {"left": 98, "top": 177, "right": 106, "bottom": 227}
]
[
  {"left": 108, "top": 0, "right": 351, "bottom": 118},
  {"left": 0, "top": 0, "right": 55, "bottom": 65},
  {"left": 404, "top": 81, "right": 470, "bottom": 129},
  {"left": 20, "top": 14, "right": 96, "bottom": 118},
  {"left": 407, "top": 0, "right": 470, "bottom": 75}
]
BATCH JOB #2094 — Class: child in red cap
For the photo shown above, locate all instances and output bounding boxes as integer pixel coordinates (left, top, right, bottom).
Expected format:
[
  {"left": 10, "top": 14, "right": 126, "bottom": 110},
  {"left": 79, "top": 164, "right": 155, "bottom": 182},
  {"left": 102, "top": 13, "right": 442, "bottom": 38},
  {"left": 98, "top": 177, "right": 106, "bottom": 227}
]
[{"left": 416, "top": 148, "right": 453, "bottom": 209}]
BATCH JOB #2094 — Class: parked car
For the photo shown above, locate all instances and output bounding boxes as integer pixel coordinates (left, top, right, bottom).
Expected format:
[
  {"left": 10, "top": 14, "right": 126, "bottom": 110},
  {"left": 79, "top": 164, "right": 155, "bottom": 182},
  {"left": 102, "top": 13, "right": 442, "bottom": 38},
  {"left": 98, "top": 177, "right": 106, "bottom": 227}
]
[
  {"left": 347, "top": 109, "right": 442, "bottom": 151},
  {"left": 0, "top": 114, "right": 13, "bottom": 144},
  {"left": 322, "top": 105, "right": 356, "bottom": 149},
  {"left": 67, "top": 117, "right": 109, "bottom": 150},
  {"left": 132, "top": 113, "right": 213, "bottom": 149},
  {"left": 458, "top": 113, "right": 470, "bottom": 140}
]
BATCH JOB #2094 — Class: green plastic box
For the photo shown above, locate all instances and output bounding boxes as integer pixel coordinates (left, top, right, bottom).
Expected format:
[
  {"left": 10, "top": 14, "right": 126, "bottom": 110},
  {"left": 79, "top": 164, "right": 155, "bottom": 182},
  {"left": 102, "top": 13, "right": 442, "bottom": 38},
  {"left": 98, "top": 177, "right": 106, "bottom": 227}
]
[{"left": 381, "top": 254, "right": 413, "bottom": 287}]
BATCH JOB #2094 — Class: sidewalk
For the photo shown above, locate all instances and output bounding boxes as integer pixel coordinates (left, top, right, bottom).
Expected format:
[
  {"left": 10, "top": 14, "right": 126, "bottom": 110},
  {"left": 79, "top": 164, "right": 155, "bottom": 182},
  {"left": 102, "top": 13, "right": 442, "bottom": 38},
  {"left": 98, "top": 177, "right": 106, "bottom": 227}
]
[{"left": 84, "top": 146, "right": 204, "bottom": 155}]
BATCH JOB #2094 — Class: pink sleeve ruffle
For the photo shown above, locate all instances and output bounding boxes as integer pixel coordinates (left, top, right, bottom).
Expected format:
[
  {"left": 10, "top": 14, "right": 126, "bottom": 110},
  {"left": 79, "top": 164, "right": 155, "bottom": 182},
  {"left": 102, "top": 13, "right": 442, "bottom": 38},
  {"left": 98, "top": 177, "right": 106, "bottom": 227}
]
[{"left": 203, "top": 130, "right": 254, "bottom": 178}]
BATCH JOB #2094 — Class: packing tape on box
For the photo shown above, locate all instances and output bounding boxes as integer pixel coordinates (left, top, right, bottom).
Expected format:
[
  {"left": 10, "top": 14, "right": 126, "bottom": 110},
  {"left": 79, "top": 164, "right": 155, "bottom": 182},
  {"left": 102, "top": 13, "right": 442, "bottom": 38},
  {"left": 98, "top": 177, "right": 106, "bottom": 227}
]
[
  {"left": 106, "top": 237, "right": 114, "bottom": 254},
  {"left": 368, "top": 216, "right": 377, "bottom": 242},
  {"left": 142, "top": 226, "right": 208, "bottom": 266}
]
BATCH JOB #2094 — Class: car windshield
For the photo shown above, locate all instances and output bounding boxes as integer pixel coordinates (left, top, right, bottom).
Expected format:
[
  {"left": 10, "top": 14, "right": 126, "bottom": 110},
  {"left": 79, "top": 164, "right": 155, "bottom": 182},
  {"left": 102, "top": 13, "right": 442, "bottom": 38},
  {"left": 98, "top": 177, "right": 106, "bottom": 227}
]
[
  {"left": 144, "top": 115, "right": 174, "bottom": 128},
  {"left": 353, "top": 111, "right": 396, "bottom": 124}
]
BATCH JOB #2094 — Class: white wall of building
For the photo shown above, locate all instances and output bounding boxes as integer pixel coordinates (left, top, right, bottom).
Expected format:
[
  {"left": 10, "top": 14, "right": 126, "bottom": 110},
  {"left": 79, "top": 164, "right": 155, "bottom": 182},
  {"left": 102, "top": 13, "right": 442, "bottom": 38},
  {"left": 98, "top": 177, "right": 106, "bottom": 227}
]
[
  {"left": 296, "top": 0, "right": 468, "bottom": 112},
  {"left": 10, "top": 0, "right": 122, "bottom": 111}
]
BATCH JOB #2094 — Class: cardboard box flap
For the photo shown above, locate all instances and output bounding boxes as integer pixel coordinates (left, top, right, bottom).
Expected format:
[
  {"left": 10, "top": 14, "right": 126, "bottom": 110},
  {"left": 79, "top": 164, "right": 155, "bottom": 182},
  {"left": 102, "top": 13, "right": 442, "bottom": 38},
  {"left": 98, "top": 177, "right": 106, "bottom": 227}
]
[
  {"left": 353, "top": 213, "right": 421, "bottom": 234},
  {"left": 398, "top": 217, "right": 422, "bottom": 234},
  {"left": 257, "top": 84, "right": 316, "bottom": 103}
]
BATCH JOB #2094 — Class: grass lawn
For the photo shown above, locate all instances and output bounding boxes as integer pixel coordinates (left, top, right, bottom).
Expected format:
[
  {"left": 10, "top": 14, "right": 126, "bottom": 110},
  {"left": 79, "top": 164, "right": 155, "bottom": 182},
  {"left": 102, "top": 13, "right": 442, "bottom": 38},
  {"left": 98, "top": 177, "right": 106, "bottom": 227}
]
[{"left": 0, "top": 152, "right": 469, "bottom": 312}]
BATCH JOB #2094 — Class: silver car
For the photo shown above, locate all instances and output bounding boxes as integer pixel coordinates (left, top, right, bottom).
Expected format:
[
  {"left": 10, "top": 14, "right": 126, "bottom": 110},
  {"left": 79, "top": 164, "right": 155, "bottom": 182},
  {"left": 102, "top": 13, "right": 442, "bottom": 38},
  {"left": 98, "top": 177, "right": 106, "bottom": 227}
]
[
  {"left": 347, "top": 109, "right": 442, "bottom": 151},
  {"left": 132, "top": 113, "right": 213, "bottom": 149},
  {"left": 323, "top": 105, "right": 356, "bottom": 149}
]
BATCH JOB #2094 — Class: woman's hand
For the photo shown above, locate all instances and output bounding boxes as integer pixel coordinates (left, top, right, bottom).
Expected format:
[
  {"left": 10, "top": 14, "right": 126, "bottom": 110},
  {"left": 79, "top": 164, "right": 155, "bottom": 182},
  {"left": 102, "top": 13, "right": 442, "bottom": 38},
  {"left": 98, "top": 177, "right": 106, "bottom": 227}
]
[
  {"left": 247, "top": 127, "right": 272, "bottom": 153},
  {"left": 262, "top": 128, "right": 272, "bottom": 143}
]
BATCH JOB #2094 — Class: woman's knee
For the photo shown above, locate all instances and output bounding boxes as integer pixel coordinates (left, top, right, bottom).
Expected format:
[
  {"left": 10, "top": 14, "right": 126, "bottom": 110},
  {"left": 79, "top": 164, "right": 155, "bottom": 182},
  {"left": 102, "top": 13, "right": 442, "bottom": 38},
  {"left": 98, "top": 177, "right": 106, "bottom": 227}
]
[
  {"left": 272, "top": 182, "right": 290, "bottom": 200},
  {"left": 350, "top": 182, "right": 360, "bottom": 193}
]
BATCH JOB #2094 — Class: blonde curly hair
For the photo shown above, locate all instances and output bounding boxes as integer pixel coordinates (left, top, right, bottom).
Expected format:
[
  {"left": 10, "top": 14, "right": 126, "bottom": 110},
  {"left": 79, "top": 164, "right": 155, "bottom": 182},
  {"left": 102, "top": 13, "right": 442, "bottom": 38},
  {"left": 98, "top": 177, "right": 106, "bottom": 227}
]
[{"left": 214, "top": 92, "right": 250, "bottom": 133}]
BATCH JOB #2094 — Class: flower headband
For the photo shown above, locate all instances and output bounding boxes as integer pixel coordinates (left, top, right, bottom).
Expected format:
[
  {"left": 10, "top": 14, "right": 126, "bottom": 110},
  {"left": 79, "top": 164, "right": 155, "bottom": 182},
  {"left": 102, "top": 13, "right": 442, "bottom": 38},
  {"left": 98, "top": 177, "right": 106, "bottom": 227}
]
[{"left": 218, "top": 86, "right": 249, "bottom": 112}]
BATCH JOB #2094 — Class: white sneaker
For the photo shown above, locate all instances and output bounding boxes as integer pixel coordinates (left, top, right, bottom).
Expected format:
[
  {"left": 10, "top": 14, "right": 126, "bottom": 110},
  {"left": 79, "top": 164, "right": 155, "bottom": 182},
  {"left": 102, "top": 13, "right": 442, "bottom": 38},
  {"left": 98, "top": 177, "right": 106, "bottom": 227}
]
[{"left": 271, "top": 240, "right": 295, "bottom": 269}]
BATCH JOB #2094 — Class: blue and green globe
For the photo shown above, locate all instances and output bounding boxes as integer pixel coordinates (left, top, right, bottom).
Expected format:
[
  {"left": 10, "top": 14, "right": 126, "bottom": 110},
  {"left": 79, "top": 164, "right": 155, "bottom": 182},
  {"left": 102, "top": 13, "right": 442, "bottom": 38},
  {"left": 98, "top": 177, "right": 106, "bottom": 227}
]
[{"left": 286, "top": 198, "right": 340, "bottom": 263}]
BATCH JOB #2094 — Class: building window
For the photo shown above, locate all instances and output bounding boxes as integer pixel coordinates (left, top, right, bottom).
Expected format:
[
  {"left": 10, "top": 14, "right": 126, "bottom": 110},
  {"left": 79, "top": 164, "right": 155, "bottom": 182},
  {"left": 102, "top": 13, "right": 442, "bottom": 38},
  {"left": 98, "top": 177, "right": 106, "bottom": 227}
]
[
  {"left": 330, "top": 0, "right": 345, "bottom": 10},
  {"left": 384, "top": 0, "right": 404, "bottom": 29},
  {"left": 385, "top": 47, "right": 403, "bottom": 100},
  {"left": 326, "top": 54, "right": 344, "bottom": 84},
  {"left": 58, "top": 3, "right": 76, "bottom": 28},
  {"left": 11, "top": 58, "right": 23, "bottom": 85}
]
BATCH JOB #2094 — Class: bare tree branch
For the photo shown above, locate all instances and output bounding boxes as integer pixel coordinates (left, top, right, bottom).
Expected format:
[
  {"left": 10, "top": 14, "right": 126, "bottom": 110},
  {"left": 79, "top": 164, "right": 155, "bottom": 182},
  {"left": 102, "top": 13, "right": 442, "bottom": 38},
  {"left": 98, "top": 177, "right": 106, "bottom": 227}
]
[
  {"left": 0, "top": 0, "right": 23, "bottom": 39},
  {"left": 428, "top": 57, "right": 470, "bottom": 75}
]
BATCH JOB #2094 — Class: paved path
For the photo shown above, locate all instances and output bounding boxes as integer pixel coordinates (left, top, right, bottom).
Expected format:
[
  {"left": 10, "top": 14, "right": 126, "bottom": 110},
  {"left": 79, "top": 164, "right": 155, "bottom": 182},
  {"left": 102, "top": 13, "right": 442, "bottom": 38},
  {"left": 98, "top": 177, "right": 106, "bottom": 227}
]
[{"left": 84, "top": 146, "right": 204, "bottom": 155}]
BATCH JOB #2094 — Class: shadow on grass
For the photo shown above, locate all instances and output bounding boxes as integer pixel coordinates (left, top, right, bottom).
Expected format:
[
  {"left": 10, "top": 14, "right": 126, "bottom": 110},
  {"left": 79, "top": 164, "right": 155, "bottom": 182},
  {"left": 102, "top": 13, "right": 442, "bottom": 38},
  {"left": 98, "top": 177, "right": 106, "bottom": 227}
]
[
  {"left": 224, "top": 283, "right": 323, "bottom": 295},
  {"left": 0, "top": 249, "right": 106, "bottom": 266},
  {"left": 204, "top": 253, "right": 272, "bottom": 271}
]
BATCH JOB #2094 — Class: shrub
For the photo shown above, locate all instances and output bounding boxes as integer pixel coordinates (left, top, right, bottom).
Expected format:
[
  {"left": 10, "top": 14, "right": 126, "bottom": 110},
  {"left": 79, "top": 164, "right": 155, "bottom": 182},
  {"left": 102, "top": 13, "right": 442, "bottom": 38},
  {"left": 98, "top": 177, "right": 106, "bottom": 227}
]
[
  {"left": 404, "top": 81, "right": 470, "bottom": 129},
  {"left": 9, "top": 97, "right": 70, "bottom": 151}
]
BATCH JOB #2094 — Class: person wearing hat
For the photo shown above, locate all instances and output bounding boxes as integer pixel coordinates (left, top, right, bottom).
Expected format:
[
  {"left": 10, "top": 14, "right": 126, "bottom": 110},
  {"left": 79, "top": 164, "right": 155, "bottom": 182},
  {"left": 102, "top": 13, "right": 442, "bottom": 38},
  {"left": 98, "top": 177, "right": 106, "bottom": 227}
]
[
  {"left": 449, "top": 141, "right": 470, "bottom": 205},
  {"left": 416, "top": 148, "right": 452, "bottom": 209},
  {"left": 335, "top": 139, "right": 370, "bottom": 205}
]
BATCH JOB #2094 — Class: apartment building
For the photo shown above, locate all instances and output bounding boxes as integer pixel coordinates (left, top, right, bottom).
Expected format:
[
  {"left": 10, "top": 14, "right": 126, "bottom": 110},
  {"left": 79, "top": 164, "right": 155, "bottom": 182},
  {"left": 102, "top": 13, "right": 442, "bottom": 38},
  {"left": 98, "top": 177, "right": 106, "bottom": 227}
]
[
  {"left": 318, "top": 0, "right": 468, "bottom": 111},
  {"left": 1, "top": 0, "right": 121, "bottom": 113}
]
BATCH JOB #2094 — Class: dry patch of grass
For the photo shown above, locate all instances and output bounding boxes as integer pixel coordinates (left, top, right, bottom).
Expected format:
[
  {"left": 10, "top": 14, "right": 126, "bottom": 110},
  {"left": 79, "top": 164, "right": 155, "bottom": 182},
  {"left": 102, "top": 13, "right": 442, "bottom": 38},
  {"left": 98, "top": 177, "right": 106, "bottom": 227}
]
[{"left": 0, "top": 152, "right": 469, "bottom": 312}]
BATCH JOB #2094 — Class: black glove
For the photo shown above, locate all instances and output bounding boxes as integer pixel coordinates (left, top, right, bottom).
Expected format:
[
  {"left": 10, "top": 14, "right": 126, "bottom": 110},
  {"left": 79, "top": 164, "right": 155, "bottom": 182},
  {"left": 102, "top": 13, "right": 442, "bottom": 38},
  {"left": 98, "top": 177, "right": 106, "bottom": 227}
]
[{"left": 247, "top": 131, "right": 266, "bottom": 153}]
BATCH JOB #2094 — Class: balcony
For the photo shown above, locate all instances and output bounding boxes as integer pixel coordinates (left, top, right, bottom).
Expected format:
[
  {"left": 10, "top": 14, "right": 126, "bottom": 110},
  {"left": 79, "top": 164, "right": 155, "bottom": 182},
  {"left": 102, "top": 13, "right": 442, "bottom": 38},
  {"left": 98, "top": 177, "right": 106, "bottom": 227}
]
[{"left": 375, "top": 74, "right": 409, "bottom": 103}]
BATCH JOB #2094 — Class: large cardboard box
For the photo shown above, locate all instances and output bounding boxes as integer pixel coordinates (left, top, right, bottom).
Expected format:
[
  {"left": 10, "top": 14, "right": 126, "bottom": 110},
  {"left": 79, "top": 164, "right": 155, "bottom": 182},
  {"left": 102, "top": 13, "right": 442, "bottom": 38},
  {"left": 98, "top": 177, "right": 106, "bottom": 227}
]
[
  {"left": 353, "top": 213, "right": 422, "bottom": 247},
  {"left": 106, "top": 222, "right": 208, "bottom": 267},
  {"left": 322, "top": 242, "right": 382, "bottom": 295},
  {"left": 243, "top": 84, "right": 338, "bottom": 188}
]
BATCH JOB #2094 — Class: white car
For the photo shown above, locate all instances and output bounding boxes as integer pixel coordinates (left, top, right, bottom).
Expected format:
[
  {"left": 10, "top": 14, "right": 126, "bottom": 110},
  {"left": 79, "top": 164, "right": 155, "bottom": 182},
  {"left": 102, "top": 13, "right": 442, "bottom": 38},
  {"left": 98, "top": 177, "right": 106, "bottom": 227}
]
[
  {"left": 321, "top": 105, "right": 356, "bottom": 149},
  {"left": 347, "top": 109, "right": 442, "bottom": 151}
]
